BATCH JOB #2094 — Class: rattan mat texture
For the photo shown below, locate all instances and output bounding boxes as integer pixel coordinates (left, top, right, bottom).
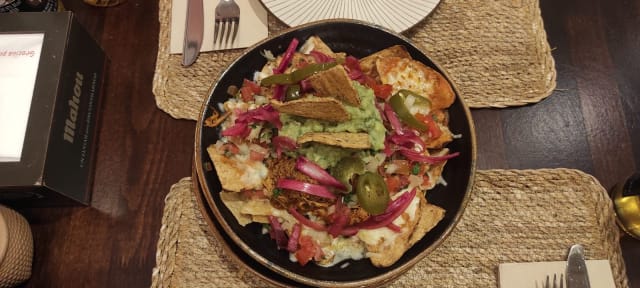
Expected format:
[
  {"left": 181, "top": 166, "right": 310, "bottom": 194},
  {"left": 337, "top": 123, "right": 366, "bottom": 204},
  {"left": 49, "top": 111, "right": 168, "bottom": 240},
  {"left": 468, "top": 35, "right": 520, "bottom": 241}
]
[
  {"left": 152, "top": 0, "right": 557, "bottom": 120},
  {"left": 150, "top": 169, "right": 629, "bottom": 288}
]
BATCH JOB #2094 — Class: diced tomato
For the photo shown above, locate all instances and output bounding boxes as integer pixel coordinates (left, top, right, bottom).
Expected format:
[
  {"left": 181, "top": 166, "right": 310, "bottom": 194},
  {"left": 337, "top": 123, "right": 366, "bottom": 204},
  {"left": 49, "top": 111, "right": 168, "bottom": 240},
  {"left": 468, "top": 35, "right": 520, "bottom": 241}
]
[
  {"left": 240, "top": 79, "right": 261, "bottom": 101},
  {"left": 249, "top": 150, "right": 266, "bottom": 161},
  {"left": 384, "top": 174, "right": 413, "bottom": 194},
  {"left": 388, "top": 159, "right": 412, "bottom": 175},
  {"left": 359, "top": 74, "right": 376, "bottom": 87},
  {"left": 244, "top": 79, "right": 261, "bottom": 94},
  {"left": 373, "top": 84, "right": 393, "bottom": 99},
  {"left": 239, "top": 86, "right": 253, "bottom": 102},
  {"left": 385, "top": 175, "right": 402, "bottom": 194},
  {"left": 422, "top": 174, "right": 431, "bottom": 188},
  {"left": 295, "top": 235, "right": 318, "bottom": 266},
  {"left": 309, "top": 50, "right": 334, "bottom": 63},
  {"left": 360, "top": 74, "right": 392, "bottom": 100},
  {"left": 416, "top": 113, "right": 442, "bottom": 139}
]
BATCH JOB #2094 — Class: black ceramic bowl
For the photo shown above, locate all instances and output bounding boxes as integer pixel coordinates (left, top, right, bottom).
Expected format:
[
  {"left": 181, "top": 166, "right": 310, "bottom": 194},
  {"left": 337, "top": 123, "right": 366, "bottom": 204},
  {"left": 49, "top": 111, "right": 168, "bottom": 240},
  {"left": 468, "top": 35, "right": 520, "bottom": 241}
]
[{"left": 195, "top": 19, "right": 476, "bottom": 287}]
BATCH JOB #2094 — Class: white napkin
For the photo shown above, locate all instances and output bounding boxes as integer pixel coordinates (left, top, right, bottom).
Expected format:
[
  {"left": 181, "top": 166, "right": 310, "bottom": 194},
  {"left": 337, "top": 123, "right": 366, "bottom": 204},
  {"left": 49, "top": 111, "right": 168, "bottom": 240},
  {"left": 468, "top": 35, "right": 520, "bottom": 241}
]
[
  {"left": 170, "top": 0, "right": 268, "bottom": 53},
  {"left": 499, "top": 260, "right": 616, "bottom": 288},
  {"left": 0, "top": 33, "right": 45, "bottom": 162}
]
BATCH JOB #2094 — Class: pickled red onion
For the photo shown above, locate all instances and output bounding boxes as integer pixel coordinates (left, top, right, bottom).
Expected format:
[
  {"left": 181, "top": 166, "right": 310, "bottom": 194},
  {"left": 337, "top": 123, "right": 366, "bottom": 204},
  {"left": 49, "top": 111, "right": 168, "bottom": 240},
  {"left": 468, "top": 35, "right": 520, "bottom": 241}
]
[
  {"left": 221, "top": 105, "right": 282, "bottom": 137},
  {"left": 273, "top": 38, "right": 299, "bottom": 74},
  {"left": 288, "top": 207, "right": 327, "bottom": 231},
  {"left": 277, "top": 179, "right": 336, "bottom": 200},
  {"left": 272, "top": 136, "right": 297, "bottom": 157},
  {"left": 268, "top": 215, "right": 288, "bottom": 250},
  {"left": 353, "top": 188, "right": 417, "bottom": 230},
  {"left": 287, "top": 223, "right": 301, "bottom": 252},
  {"left": 384, "top": 103, "right": 403, "bottom": 134},
  {"left": 295, "top": 156, "right": 347, "bottom": 190},
  {"left": 399, "top": 148, "right": 460, "bottom": 164},
  {"left": 309, "top": 50, "right": 334, "bottom": 63}
]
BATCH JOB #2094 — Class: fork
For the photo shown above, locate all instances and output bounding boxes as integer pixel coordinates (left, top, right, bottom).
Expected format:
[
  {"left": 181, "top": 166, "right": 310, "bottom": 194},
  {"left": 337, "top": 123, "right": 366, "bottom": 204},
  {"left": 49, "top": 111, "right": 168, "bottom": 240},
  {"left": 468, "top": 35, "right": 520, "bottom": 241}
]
[
  {"left": 214, "top": 0, "right": 240, "bottom": 49},
  {"left": 541, "top": 273, "right": 564, "bottom": 288}
]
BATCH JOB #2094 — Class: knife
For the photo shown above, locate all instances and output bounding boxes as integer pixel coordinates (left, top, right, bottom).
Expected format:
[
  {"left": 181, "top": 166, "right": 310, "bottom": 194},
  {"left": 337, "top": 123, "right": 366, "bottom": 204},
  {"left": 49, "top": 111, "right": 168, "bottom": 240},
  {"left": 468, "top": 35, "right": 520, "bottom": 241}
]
[
  {"left": 566, "top": 244, "right": 591, "bottom": 288},
  {"left": 182, "top": 0, "right": 204, "bottom": 66}
]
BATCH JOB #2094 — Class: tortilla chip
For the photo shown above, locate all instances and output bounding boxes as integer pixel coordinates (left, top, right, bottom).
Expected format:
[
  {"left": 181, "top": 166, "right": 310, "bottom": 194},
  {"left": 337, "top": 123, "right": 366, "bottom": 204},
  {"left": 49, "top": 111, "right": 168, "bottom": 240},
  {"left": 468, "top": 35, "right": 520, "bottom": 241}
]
[
  {"left": 376, "top": 56, "right": 455, "bottom": 110},
  {"left": 307, "top": 65, "right": 360, "bottom": 106},
  {"left": 360, "top": 192, "right": 422, "bottom": 267},
  {"left": 220, "top": 192, "right": 274, "bottom": 226},
  {"left": 423, "top": 149, "right": 450, "bottom": 190},
  {"left": 408, "top": 194, "right": 446, "bottom": 246},
  {"left": 425, "top": 124, "right": 453, "bottom": 149},
  {"left": 297, "top": 132, "right": 371, "bottom": 149},
  {"left": 359, "top": 45, "right": 411, "bottom": 78},
  {"left": 207, "top": 145, "right": 252, "bottom": 192},
  {"left": 220, "top": 191, "right": 253, "bottom": 226},
  {"left": 303, "top": 35, "right": 336, "bottom": 57},
  {"left": 240, "top": 198, "right": 273, "bottom": 216},
  {"left": 271, "top": 98, "right": 350, "bottom": 122},
  {"left": 252, "top": 215, "right": 270, "bottom": 224},
  {"left": 363, "top": 191, "right": 445, "bottom": 267}
]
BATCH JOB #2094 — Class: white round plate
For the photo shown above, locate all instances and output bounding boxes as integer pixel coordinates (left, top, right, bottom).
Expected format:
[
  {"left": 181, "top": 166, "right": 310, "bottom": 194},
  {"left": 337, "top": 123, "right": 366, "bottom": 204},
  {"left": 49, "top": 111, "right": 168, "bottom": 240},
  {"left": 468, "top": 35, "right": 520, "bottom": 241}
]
[{"left": 261, "top": 0, "right": 441, "bottom": 33}]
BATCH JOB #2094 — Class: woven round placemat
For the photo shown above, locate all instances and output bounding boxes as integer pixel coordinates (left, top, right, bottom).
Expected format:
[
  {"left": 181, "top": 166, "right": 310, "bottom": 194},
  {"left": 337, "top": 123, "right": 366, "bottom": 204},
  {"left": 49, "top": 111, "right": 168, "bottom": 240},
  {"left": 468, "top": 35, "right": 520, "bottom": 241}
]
[
  {"left": 0, "top": 205, "right": 33, "bottom": 288},
  {"left": 152, "top": 0, "right": 557, "bottom": 120},
  {"left": 150, "top": 169, "right": 629, "bottom": 288}
]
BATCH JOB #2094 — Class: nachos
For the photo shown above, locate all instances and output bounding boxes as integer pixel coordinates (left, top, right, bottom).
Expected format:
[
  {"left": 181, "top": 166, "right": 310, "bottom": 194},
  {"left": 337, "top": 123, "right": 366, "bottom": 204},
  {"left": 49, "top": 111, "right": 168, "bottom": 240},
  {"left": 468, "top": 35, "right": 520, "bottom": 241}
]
[{"left": 206, "top": 36, "right": 459, "bottom": 267}]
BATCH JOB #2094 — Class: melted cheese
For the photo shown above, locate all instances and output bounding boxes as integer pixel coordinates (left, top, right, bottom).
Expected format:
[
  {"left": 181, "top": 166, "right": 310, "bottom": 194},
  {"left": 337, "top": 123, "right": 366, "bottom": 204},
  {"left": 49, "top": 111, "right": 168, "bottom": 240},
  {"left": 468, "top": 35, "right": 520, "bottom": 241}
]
[
  {"left": 240, "top": 161, "right": 268, "bottom": 188},
  {"left": 276, "top": 190, "right": 421, "bottom": 267},
  {"left": 356, "top": 189, "right": 420, "bottom": 248},
  {"left": 383, "top": 60, "right": 435, "bottom": 96},
  {"left": 317, "top": 236, "right": 366, "bottom": 267},
  {"left": 218, "top": 142, "right": 268, "bottom": 189}
]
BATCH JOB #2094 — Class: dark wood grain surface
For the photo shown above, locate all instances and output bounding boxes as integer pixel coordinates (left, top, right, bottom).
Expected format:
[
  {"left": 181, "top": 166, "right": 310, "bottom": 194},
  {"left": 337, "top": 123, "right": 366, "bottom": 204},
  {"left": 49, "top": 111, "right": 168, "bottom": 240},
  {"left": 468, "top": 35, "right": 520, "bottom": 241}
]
[{"left": 10, "top": 0, "right": 639, "bottom": 287}]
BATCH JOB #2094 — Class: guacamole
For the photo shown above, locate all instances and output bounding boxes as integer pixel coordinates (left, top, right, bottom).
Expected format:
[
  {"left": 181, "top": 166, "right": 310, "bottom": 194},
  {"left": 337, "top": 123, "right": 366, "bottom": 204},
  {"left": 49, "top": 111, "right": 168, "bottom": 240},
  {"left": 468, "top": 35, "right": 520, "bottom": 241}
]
[
  {"left": 294, "top": 144, "right": 356, "bottom": 169},
  {"left": 278, "top": 82, "right": 387, "bottom": 168}
]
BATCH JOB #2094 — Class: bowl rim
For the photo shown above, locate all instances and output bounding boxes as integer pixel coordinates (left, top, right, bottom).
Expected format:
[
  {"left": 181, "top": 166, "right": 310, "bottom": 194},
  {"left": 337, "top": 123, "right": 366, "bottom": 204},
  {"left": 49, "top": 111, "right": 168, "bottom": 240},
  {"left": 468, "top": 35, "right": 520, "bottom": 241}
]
[{"left": 194, "top": 18, "right": 477, "bottom": 287}]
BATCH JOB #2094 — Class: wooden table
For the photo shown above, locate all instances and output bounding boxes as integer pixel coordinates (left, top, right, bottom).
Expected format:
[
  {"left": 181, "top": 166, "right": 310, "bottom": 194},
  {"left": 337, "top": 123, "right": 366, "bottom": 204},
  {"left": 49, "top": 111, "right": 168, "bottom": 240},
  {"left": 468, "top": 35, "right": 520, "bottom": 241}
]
[{"left": 14, "top": 0, "right": 639, "bottom": 287}]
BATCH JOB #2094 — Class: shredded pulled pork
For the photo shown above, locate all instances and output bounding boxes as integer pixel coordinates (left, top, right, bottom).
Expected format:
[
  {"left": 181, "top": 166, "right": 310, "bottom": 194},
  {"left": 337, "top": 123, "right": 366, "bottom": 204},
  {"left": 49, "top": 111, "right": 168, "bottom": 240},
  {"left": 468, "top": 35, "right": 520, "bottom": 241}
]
[
  {"left": 348, "top": 206, "right": 370, "bottom": 225},
  {"left": 266, "top": 157, "right": 332, "bottom": 217},
  {"left": 265, "top": 156, "right": 371, "bottom": 224}
]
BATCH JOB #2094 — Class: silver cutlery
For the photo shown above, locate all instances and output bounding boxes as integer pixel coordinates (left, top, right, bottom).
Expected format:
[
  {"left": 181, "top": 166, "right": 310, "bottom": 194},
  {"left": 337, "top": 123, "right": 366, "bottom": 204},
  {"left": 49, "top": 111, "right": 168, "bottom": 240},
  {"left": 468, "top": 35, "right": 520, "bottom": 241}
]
[
  {"left": 566, "top": 244, "right": 591, "bottom": 288},
  {"left": 542, "top": 273, "right": 564, "bottom": 288},
  {"left": 214, "top": 0, "right": 240, "bottom": 49},
  {"left": 182, "top": 0, "right": 204, "bottom": 66}
]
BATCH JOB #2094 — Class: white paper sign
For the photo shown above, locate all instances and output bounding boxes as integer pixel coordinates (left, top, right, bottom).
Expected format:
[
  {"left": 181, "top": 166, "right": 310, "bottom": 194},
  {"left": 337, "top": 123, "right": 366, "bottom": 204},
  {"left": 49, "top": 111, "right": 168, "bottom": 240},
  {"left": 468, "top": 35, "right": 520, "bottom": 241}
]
[{"left": 0, "top": 33, "right": 45, "bottom": 162}]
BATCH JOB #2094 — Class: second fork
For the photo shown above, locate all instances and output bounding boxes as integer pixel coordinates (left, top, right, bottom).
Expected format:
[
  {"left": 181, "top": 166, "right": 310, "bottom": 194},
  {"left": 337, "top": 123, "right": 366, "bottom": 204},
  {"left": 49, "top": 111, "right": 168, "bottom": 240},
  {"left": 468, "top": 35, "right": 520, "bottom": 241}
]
[
  {"left": 214, "top": 0, "right": 240, "bottom": 49},
  {"left": 542, "top": 273, "right": 564, "bottom": 288}
]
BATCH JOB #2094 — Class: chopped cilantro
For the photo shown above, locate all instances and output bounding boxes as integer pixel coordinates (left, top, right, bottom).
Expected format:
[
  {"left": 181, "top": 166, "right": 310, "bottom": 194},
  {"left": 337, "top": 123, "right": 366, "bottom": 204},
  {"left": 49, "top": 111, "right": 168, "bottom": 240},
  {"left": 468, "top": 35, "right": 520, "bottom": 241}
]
[
  {"left": 412, "top": 163, "right": 421, "bottom": 175},
  {"left": 272, "top": 188, "right": 282, "bottom": 197}
]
